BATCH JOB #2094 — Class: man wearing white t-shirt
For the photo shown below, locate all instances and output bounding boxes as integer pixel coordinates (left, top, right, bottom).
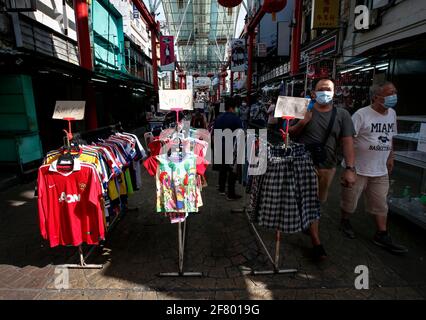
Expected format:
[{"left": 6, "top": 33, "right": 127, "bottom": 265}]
[{"left": 340, "top": 82, "right": 407, "bottom": 254}]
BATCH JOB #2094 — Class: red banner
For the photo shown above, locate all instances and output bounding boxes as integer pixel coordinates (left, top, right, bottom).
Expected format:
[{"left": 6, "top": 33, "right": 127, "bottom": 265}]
[{"left": 160, "top": 36, "right": 175, "bottom": 71}]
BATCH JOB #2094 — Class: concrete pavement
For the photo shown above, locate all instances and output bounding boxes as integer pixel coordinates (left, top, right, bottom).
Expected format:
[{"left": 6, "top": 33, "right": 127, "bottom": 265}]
[{"left": 0, "top": 167, "right": 425, "bottom": 300}]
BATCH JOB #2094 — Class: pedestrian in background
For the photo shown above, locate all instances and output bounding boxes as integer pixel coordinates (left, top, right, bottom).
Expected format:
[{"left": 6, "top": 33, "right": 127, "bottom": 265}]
[
  {"left": 248, "top": 92, "right": 267, "bottom": 128},
  {"left": 213, "top": 97, "right": 243, "bottom": 201},
  {"left": 340, "top": 81, "right": 407, "bottom": 254},
  {"left": 191, "top": 109, "right": 207, "bottom": 129}
]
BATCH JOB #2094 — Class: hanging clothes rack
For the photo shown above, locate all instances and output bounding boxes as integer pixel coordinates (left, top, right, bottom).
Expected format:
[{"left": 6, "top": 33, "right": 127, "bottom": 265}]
[
  {"left": 234, "top": 118, "right": 298, "bottom": 276},
  {"left": 158, "top": 108, "right": 204, "bottom": 277},
  {"left": 56, "top": 119, "right": 103, "bottom": 269},
  {"left": 50, "top": 122, "right": 136, "bottom": 269}
]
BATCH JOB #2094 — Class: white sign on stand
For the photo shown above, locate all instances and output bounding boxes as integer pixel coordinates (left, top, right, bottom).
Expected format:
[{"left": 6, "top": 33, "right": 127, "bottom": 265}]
[
  {"left": 53, "top": 101, "right": 86, "bottom": 120},
  {"left": 274, "top": 96, "right": 310, "bottom": 119},
  {"left": 159, "top": 89, "right": 193, "bottom": 111},
  {"left": 417, "top": 123, "right": 426, "bottom": 153},
  {"left": 219, "top": 103, "right": 225, "bottom": 113}
]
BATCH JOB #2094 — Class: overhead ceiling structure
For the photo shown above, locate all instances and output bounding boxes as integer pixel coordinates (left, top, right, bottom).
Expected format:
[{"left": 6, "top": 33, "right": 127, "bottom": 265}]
[{"left": 158, "top": 0, "right": 240, "bottom": 75}]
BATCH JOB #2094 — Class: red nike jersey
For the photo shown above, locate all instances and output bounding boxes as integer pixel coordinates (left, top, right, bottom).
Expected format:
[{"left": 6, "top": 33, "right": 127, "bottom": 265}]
[{"left": 37, "top": 161, "right": 105, "bottom": 247}]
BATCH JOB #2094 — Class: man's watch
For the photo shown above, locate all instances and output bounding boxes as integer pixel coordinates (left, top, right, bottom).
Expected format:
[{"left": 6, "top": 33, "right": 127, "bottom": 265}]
[{"left": 345, "top": 166, "right": 356, "bottom": 173}]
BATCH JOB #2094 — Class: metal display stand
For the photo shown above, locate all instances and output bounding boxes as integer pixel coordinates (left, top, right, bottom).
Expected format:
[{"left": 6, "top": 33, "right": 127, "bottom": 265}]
[
  {"left": 244, "top": 210, "right": 298, "bottom": 275},
  {"left": 159, "top": 220, "right": 203, "bottom": 277},
  {"left": 239, "top": 117, "right": 298, "bottom": 276},
  {"left": 53, "top": 118, "right": 104, "bottom": 269},
  {"left": 61, "top": 245, "right": 103, "bottom": 269},
  {"left": 53, "top": 121, "right": 132, "bottom": 269},
  {"left": 158, "top": 108, "right": 204, "bottom": 277}
]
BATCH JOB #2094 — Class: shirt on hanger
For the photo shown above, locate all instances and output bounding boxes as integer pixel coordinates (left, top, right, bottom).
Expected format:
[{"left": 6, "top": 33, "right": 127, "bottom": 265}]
[
  {"left": 37, "top": 159, "right": 105, "bottom": 247},
  {"left": 155, "top": 153, "right": 201, "bottom": 213}
]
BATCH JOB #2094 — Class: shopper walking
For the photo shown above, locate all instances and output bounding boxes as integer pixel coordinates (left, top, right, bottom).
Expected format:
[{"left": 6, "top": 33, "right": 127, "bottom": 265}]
[
  {"left": 289, "top": 78, "right": 356, "bottom": 261},
  {"left": 239, "top": 100, "right": 249, "bottom": 129},
  {"left": 340, "top": 82, "right": 407, "bottom": 254},
  {"left": 213, "top": 97, "right": 243, "bottom": 201},
  {"left": 207, "top": 102, "right": 215, "bottom": 124}
]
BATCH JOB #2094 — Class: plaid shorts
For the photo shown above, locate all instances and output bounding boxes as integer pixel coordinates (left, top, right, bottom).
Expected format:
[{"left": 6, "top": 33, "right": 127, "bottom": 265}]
[{"left": 249, "top": 144, "right": 320, "bottom": 233}]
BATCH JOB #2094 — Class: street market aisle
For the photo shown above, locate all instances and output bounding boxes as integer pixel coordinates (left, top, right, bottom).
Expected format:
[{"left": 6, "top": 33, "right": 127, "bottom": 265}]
[{"left": 0, "top": 167, "right": 425, "bottom": 300}]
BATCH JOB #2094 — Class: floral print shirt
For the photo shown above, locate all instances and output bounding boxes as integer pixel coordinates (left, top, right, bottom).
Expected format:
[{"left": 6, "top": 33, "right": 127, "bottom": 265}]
[{"left": 155, "top": 153, "right": 202, "bottom": 213}]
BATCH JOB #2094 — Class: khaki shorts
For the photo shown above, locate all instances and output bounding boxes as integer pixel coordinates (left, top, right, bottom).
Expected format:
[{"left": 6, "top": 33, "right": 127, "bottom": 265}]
[
  {"left": 340, "top": 174, "right": 389, "bottom": 216},
  {"left": 316, "top": 168, "right": 336, "bottom": 203}
]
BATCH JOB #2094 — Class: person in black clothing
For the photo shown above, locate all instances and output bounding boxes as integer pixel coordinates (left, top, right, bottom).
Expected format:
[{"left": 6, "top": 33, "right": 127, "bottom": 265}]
[
  {"left": 191, "top": 110, "right": 207, "bottom": 129},
  {"left": 213, "top": 97, "right": 243, "bottom": 201},
  {"left": 164, "top": 110, "right": 184, "bottom": 128}
]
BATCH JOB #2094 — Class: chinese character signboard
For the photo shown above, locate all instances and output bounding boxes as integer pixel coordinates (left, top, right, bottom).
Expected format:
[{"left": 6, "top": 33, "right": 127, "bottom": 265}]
[
  {"left": 160, "top": 36, "right": 175, "bottom": 71},
  {"left": 311, "top": 0, "right": 340, "bottom": 29},
  {"left": 133, "top": 5, "right": 139, "bottom": 19}
]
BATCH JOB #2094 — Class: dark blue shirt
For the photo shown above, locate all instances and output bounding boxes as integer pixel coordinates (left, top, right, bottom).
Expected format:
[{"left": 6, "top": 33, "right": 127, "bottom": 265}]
[{"left": 213, "top": 112, "right": 243, "bottom": 131}]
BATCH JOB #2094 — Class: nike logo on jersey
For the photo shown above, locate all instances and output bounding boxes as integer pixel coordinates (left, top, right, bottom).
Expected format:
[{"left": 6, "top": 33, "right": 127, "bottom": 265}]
[{"left": 49, "top": 184, "right": 56, "bottom": 189}]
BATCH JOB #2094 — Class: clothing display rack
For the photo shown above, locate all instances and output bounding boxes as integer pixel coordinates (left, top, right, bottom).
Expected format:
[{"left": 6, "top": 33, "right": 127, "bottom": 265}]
[
  {"left": 158, "top": 109, "right": 204, "bottom": 277},
  {"left": 235, "top": 118, "right": 298, "bottom": 276},
  {"left": 42, "top": 121, "right": 138, "bottom": 269},
  {"left": 58, "top": 119, "right": 103, "bottom": 269}
]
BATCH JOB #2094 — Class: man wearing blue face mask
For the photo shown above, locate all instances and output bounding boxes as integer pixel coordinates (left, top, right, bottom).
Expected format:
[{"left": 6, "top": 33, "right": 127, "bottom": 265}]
[
  {"left": 340, "top": 82, "right": 407, "bottom": 254},
  {"left": 289, "top": 78, "right": 356, "bottom": 261}
]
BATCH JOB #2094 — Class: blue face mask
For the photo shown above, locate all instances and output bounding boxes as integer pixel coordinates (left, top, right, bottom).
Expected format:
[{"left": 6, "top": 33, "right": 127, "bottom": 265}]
[
  {"left": 384, "top": 94, "right": 398, "bottom": 109},
  {"left": 315, "top": 91, "right": 334, "bottom": 105}
]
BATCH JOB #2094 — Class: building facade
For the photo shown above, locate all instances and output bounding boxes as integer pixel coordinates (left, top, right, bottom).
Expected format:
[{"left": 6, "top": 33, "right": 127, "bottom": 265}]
[{"left": 0, "top": 0, "right": 155, "bottom": 176}]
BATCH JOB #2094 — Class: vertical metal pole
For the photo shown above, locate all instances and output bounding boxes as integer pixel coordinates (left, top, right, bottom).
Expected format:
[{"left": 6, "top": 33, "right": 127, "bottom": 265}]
[
  {"left": 304, "top": 55, "right": 309, "bottom": 94},
  {"left": 247, "top": 31, "right": 254, "bottom": 95},
  {"left": 332, "top": 58, "right": 337, "bottom": 79},
  {"left": 151, "top": 22, "right": 159, "bottom": 92},
  {"left": 182, "top": 219, "right": 187, "bottom": 253},
  {"left": 74, "top": 0, "right": 92, "bottom": 70},
  {"left": 172, "top": 71, "right": 175, "bottom": 89},
  {"left": 290, "top": 0, "right": 303, "bottom": 76},
  {"left": 230, "top": 71, "right": 234, "bottom": 96},
  {"left": 74, "top": 0, "right": 97, "bottom": 129},
  {"left": 79, "top": 245, "right": 85, "bottom": 266},
  {"left": 178, "top": 221, "right": 183, "bottom": 274},
  {"left": 274, "top": 230, "right": 281, "bottom": 271}
]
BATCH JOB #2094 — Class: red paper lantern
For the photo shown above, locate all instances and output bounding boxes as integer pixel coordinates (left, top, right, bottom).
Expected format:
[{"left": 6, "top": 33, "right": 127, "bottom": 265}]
[
  {"left": 263, "top": 0, "right": 287, "bottom": 21},
  {"left": 218, "top": 0, "right": 242, "bottom": 15},
  {"left": 218, "top": 0, "right": 242, "bottom": 8}
]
